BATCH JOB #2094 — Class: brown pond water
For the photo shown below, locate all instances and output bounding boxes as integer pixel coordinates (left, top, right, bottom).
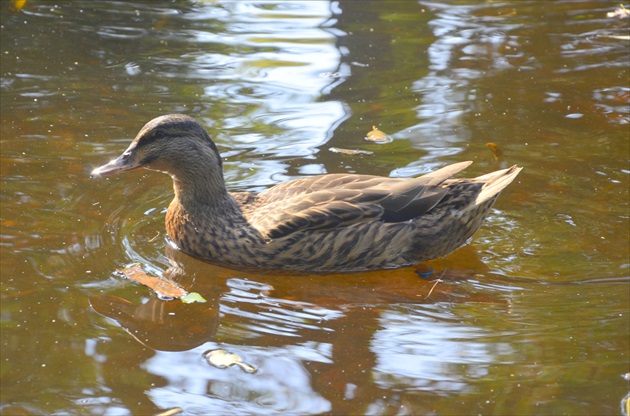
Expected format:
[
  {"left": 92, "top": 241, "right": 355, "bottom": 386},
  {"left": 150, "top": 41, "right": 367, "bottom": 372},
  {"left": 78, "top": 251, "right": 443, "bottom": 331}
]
[{"left": 1, "top": 1, "right": 629, "bottom": 415}]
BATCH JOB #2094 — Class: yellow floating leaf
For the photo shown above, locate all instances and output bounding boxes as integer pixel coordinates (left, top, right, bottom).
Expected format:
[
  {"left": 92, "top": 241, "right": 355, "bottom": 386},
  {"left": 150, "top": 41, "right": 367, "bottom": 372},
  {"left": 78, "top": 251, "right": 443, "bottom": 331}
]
[
  {"left": 365, "top": 126, "right": 392, "bottom": 143},
  {"left": 485, "top": 142, "right": 503, "bottom": 160},
  {"left": 203, "top": 349, "right": 257, "bottom": 373}
]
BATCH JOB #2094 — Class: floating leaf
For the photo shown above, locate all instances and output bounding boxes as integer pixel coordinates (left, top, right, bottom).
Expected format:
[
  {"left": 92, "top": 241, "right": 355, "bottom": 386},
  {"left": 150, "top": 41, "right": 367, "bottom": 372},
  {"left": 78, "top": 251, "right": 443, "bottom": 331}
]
[
  {"left": 11, "top": 0, "right": 27, "bottom": 12},
  {"left": 329, "top": 147, "right": 374, "bottom": 156},
  {"left": 365, "top": 126, "right": 392, "bottom": 143},
  {"left": 203, "top": 349, "right": 257, "bottom": 373},
  {"left": 180, "top": 292, "right": 207, "bottom": 304},
  {"left": 485, "top": 142, "right": 503, "bottom": 160},
  {"left": 116, "top": 264, "right": 187, "bottom": 299}
]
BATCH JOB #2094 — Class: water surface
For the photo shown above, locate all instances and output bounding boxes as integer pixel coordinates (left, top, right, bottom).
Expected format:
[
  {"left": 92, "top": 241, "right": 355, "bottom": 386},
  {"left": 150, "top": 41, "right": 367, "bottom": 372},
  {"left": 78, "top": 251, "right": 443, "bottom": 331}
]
[{"left": 1, "top": 1, "right": 628, "bottom": 415}]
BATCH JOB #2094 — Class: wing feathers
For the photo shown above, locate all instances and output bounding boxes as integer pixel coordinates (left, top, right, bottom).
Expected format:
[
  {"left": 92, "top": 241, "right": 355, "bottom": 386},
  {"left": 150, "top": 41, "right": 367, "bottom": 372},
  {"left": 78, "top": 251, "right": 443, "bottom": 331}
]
[
  {"left": 264, "top": 199, "right": 383, "bottom": 239},
  {"left": 248, "top": 161, "right": 478, "bottom": 239},
  {"left": 473, "top": 164, "right": 522, "bottom": 205}
]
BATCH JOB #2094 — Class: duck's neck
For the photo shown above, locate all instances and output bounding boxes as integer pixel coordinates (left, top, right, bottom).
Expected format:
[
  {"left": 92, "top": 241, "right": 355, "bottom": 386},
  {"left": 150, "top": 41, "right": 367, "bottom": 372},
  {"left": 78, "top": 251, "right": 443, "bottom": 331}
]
[{"left": 170, "top": 167, "right": 239, "bottom": 214}]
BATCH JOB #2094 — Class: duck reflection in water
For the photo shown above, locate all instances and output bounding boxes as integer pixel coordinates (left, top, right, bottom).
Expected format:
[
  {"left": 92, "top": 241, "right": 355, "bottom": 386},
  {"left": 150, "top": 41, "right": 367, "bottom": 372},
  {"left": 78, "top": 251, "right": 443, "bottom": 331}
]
[
  {"left": 89, "top": 240, "right": 510, "bottom": 414},
  {"left": 89, "top": 240, "right": 503, "bottom": 353}
]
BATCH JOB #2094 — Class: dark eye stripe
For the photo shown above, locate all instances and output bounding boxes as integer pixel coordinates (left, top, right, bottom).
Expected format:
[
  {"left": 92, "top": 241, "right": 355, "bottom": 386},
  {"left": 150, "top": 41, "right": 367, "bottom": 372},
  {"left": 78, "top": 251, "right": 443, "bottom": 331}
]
[{"left": 139, "top": 130, "right": 165, "bottom": 147}]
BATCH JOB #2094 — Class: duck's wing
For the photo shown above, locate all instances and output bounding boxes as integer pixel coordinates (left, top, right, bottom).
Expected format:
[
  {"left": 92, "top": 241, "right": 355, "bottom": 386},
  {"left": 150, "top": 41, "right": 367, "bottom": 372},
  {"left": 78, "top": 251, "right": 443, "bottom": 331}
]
[{"left": 248, "top": 161, "right": 473, "bottom": 239}]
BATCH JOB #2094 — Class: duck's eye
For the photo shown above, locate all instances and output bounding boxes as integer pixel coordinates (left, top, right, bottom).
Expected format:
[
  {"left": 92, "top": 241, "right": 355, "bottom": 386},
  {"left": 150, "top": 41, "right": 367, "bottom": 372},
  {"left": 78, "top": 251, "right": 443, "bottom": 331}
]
[{"left": 142, "top": 130, "right": 166, "bottom": 146}]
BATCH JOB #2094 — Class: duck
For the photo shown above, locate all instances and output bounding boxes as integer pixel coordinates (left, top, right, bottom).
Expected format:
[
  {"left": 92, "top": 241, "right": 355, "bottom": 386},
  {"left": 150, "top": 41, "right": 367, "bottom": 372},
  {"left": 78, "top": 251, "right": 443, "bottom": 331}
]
[{"left": 91, "top": 114, "right": 522, "bottom": 273}]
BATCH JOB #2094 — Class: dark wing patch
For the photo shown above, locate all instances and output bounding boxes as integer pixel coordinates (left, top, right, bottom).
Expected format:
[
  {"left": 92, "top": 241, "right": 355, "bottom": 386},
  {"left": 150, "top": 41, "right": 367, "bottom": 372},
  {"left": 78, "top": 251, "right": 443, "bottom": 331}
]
[{"left": 379, "top": 186, "right": 449, "bottom": 222}]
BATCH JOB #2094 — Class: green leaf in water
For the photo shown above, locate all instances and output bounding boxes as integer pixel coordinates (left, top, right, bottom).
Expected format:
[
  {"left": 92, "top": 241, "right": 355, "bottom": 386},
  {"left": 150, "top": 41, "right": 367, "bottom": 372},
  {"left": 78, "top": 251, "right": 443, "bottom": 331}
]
[{"left": 180, "top": 292, "right": 207, "bottom": 304}]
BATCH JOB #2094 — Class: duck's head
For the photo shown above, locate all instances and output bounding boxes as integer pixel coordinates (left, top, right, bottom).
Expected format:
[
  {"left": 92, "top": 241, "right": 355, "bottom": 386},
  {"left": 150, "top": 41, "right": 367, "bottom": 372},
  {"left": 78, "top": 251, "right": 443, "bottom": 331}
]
[
  {"left": 91, "top": 114, "right": 227, "bottom": 202},
  {"left": 91, "top": 114, "right": 227, "bottom": 200}
]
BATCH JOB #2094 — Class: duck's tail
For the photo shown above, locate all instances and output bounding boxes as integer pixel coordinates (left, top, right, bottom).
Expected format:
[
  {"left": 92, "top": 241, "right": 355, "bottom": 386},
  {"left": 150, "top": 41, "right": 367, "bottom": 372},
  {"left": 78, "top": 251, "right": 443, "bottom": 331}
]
[{"left": 473, "top": 165, "right": 523, "bottom": 206}]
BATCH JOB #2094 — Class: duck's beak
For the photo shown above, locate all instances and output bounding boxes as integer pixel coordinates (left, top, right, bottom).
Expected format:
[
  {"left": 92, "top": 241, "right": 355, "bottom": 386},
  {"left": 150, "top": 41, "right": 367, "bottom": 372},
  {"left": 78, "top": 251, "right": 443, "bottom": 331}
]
[{"left": 91, "top": 152, "right": 143, "bottom": 177}]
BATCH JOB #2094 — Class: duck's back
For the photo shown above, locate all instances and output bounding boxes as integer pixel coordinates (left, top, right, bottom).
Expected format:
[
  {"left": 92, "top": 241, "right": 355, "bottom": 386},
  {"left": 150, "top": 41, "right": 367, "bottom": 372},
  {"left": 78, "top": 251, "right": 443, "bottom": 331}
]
[{"left": 208, "top": 164, "right": 522, "bottom": 271}]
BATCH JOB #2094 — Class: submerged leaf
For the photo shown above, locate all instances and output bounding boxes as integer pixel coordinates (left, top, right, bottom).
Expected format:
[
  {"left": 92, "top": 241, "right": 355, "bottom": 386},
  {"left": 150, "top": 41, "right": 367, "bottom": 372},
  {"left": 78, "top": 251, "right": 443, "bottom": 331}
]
[
  {"left": 11, "top": 0, "right": 27, "bottom": 12},
  {"left": 365, "top": 126, "right": 392, "bottom": 143},
  {"left": 329, "top": 147, "right": 374, "bottom": 156},
  {"left": 485, "top": 142, "right": 503, "bottom": 160},
  {"left": 116, "top": 264, "right": 187, "bottom": 299}
]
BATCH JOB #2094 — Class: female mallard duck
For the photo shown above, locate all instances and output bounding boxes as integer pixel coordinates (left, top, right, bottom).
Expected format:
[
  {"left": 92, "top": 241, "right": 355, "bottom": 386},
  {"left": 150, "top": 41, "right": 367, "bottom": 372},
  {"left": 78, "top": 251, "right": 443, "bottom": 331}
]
[{"left": 92, "top": 114, "right": 522, "bottom": 272}]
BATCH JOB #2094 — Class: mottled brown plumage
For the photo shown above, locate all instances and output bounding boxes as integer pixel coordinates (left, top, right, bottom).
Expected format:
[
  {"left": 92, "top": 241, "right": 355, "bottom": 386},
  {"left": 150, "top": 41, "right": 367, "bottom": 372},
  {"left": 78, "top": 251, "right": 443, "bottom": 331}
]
[{"left": 91, "top": 114, "right": 522, "bottom": 272}]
